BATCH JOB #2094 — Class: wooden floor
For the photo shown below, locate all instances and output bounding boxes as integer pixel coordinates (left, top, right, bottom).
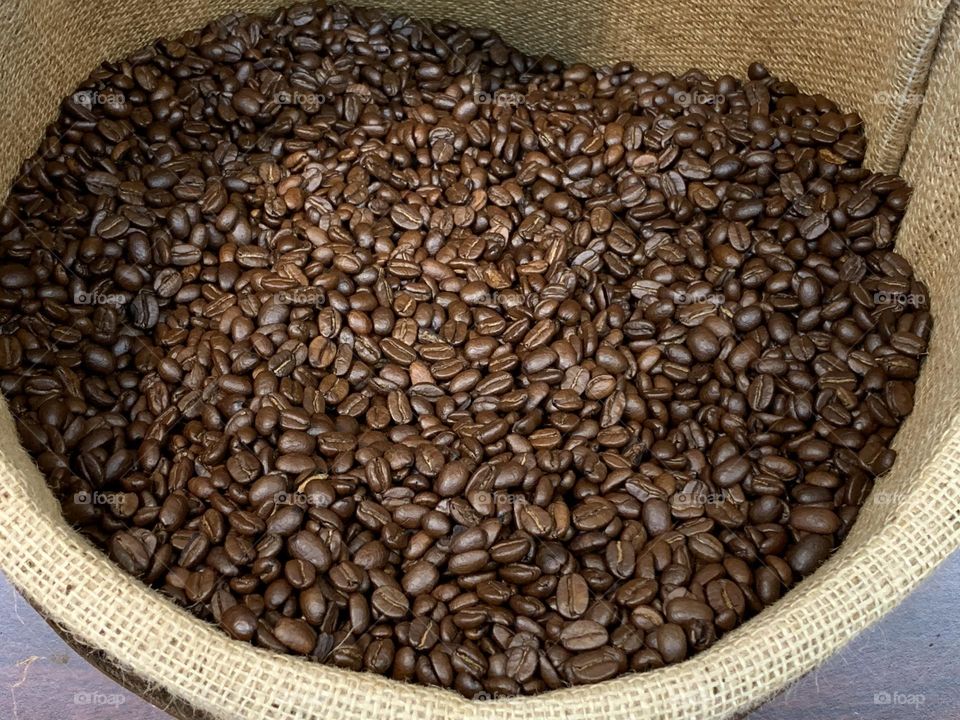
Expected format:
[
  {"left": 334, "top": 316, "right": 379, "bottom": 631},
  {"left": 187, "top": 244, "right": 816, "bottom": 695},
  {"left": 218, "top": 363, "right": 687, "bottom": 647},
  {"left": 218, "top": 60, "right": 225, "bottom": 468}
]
[{"left": 1, "top": 551, "right": 957, "bottom": 720}]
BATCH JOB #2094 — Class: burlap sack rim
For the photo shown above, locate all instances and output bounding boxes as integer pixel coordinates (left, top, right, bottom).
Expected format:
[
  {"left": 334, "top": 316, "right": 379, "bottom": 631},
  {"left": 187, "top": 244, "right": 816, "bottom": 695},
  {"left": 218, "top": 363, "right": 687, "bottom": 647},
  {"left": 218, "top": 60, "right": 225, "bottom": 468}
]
[
  {"left": 2, "top": 398, "right": 959, "bottom": 720},
  {"left": 874, "top": 0, "right": 949, "bottom": 169},
  {"left": 2, "top": 1, "right": 960, "bottom": 718},
  {"left": 33, "top": 609, "right": 216, "bottom": 720}
]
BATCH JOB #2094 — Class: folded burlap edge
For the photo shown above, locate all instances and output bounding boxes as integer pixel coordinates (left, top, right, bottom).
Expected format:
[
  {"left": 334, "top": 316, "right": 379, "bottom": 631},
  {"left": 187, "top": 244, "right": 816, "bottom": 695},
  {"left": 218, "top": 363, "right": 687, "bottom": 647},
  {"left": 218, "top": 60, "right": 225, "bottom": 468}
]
[{"left": 2, "top": 385, "right": 959, "bottom": 720}]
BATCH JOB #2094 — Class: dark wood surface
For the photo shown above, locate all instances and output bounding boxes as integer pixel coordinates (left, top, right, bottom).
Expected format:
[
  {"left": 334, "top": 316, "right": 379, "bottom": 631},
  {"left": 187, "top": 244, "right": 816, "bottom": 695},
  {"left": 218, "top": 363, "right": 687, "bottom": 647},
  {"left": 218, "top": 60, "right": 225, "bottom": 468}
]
[{"left": 1, "top": 551, "right": 957, "bottom": 720}]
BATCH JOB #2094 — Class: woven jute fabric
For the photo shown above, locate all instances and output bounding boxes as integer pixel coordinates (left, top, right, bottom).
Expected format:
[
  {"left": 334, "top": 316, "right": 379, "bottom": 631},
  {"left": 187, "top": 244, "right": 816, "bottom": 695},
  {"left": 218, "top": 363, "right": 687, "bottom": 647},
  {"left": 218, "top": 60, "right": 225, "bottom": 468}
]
[{"left": 1, "top": 1, "right": 959, "bottom": 719}]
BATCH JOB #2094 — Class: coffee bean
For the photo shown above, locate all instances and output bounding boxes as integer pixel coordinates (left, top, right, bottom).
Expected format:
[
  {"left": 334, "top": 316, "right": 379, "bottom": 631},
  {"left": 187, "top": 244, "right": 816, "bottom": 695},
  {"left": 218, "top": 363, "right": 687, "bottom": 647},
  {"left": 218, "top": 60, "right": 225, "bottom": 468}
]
[
  {"left": 273, "top": 617, "right": 317, "bottom": 655},
  {"left": 408, "top": 616, "right": 440, "bottom": 651},
  {"left": 556, "top": 574, "right": 590, "bottom": 619},
  {"left": 564, "top": 647, "right": 626, "bottom": 684},
  {"left": 748, "top": 374, "right": 775, "bottom": 411},
  {"left": 605, "top": 540, "right": 637, "bottom": 579},
  {"left": 129, "top": 290, "right": 160, "bottom": 329},
  {"left": 0, "top": 336, "right": 23, "bottom": 370},
  {"left": 666, "top": 597, "right": 715, "bottom": 625},
  {"left": 572, "top": 497, "right": 616, "bottom": 531},
  {"left": 642, "top": 498, "right": 672, "bottom": 536},
  {"left": 390, "top": 204, "right": 423, "bottom": 230},
  {"left": 706, "top": 579, "right": 746, "bottom": 630},
  {"left": 798, "top": 212, "right": 830, "bottom": 240},
  {"left": 288, "top": 532, "right": 332, "bottom": 571},
  {"left": 448, "top": 549, "right": 490, "bottom": 575},
  {"left": 364, "top": 638, "right": 395, "bottom": 674},
  {"left": 517, "top": 503, "right": 554, "bottom": 537},
  {"left": 560, "top": 620, "right": 609, "bottom": 651},
  {"left": 654, "top": 624, "right": 688, "bottom": 663},
  {"left": 109, "top": 531, "right": 150, "bottom": 575},
  {"left": 84, "top": 170, "right": 120, "bottom": 195},
  {"left": 687, "top": 326, "right": 720, "bottom": 361},
  {"left": 219, "top": 604, "right": 258, "bottom": 641},
  {"left": 789, "top": 507, "right": 842, "bottom": 535},
  {"left": 786, "top": 534, "right": 834, "bottom": 575},
  {"left": 170, "top": 244, "right": 201, "bottom": 266},
  {"left": 505, "top": 639, "right": 539, "bottom": 681},
  {"left": 0, "top": 264, "right": 36, "bottom": 289},
  {"left": 714, "top": 456, "right": 751, "bottom": 487},
  {"left": 285, "top": 559, "right": 317, "bottom": 589},
  {"left": 401, "top": 561, "right": 439, "bottom": 596}
]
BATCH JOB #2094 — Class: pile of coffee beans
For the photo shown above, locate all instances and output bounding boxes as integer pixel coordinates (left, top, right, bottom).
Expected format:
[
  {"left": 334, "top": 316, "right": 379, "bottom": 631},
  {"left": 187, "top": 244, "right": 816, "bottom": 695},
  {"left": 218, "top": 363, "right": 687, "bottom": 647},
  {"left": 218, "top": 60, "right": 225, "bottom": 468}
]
[{"left": 0, "top": 0, "right": 930, "bottom": 698}]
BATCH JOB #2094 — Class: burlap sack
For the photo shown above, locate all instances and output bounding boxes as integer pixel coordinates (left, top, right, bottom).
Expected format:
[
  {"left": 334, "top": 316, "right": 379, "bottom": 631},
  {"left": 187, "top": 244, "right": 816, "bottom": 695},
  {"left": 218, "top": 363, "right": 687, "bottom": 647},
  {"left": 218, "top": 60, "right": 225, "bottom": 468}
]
[{"left": 1, "top": 1, "right": 959, "bottom": 718}]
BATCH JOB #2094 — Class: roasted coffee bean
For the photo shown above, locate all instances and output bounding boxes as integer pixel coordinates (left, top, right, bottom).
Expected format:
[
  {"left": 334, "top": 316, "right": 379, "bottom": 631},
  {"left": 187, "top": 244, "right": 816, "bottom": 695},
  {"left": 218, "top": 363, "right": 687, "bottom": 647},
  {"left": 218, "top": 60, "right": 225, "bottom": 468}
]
[
  {"left": 448, "top": 549, "right": 490, "bottom": 575},
  {"left": 130, "top": 291, "right": 160, "bottom": 329},
  {"left": 219, "top": 604, "right": 257, "bottom": 641},
  {"left": 109, "top": 531, "right": 150, "bottom": 575},
  {"left": 3, "top": 4, "right": 928, "bottom": 698},
  {"left": 666, "top": 597, "right": 715, "bottom": 625},
  {"left": 786, "top": 534, "right": 834, "bottom": 575},
  {"left": 654, "top": 623, "right": 688, "bottom": 663},
  {"left": 273, "top": 617, "right": 318, "bottom": 654},
  {"left": 706, "top": 578, "right": 746, "bottom": 630},
  {"left": 402, "top": 561, "right": 440, "bottom": 596},
  {"left": 788, "top": 507, "right": 842, "bottom": 535},
  {"left": 556, "top": 574, "right": 590, "bottom": 619},
  {"left": 0, "top": 336, "right": 23, "bottom": 370},
  {"left": 564, "top": 646, "right": 626, "bottom": 685},
  {"left": 288, "top": 532, "right": 332, "bottom": 571},
  {"left": 560, "top": 620, "right": 609, "bottom": 651}
]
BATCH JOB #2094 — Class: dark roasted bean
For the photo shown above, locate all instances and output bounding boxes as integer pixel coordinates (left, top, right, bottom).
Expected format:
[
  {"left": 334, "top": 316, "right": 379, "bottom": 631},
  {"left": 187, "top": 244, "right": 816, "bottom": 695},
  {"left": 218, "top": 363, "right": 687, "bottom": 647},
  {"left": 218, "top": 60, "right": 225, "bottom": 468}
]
[{"left": 560, "top": 620, "right": 609, "bottom": 652}]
